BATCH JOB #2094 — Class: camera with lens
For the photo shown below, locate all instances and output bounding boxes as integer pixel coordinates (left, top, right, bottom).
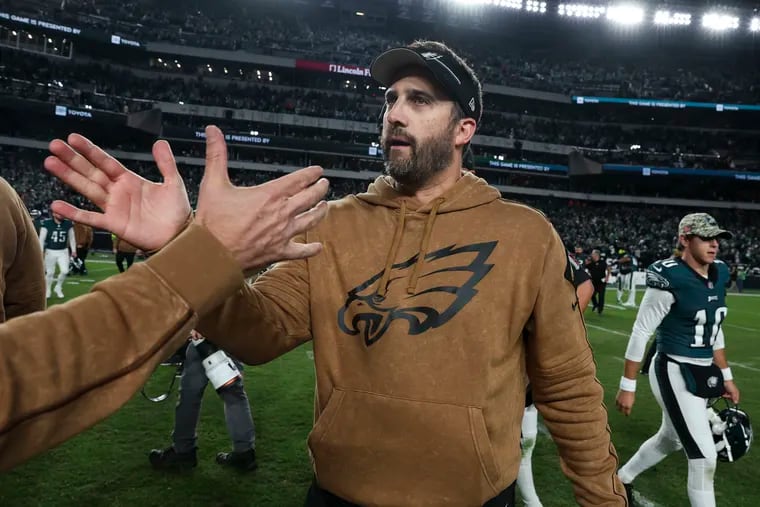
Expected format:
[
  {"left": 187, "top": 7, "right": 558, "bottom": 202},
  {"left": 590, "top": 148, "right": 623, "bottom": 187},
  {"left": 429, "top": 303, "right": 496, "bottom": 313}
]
[{"left": 189, "top": 332, "right": 241, "bottom": 391}]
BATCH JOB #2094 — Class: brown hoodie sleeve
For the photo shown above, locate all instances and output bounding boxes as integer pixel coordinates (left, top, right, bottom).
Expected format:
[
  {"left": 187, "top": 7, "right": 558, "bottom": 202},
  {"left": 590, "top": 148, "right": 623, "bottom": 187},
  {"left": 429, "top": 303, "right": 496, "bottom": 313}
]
[
  {"left": 195, "top": 238, "right": 312, "bottom": 365},
  {"left": 0, "top": 223, "right": 243, "bottom": 472},
  {"left": 524, "top": 227, "right": 627, "bottom": 506},
  {"left": 0, "top": 178, "right": 45, "bottom": 322}
]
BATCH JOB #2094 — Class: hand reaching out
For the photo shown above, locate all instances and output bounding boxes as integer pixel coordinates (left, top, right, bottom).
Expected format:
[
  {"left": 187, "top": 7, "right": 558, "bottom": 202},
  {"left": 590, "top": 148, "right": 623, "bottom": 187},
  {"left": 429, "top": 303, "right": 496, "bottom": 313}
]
[{"left": 44, "top": 134, "right": 191, "bottom": 251}]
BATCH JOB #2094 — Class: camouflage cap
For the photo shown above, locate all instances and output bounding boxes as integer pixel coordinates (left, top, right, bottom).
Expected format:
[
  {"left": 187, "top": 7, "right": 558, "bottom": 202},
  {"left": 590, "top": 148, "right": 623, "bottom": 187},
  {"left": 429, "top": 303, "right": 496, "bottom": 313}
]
[{"left": 678, "top": 213, "right": 733, "bottom": 239}]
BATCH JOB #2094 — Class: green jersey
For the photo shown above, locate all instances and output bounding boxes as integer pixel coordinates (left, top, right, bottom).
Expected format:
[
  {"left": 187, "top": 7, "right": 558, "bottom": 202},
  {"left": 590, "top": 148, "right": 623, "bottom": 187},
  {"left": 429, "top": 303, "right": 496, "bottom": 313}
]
[
  {"left": 42, "top": 218, "right": 73, "bottom": 251},
  {"left": 646, "top": 257, "right": 729, "bottom": 359}
]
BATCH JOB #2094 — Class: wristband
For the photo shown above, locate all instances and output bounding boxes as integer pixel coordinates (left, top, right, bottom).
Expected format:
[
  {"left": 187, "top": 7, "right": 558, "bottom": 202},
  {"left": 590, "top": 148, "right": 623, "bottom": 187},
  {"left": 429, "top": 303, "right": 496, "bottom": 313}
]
[
  {"left": 619, "top": 376, "right": 637, "bottom": 392},
  {"left": 721, "top": 367, "right": 733, "bottom": 382}
]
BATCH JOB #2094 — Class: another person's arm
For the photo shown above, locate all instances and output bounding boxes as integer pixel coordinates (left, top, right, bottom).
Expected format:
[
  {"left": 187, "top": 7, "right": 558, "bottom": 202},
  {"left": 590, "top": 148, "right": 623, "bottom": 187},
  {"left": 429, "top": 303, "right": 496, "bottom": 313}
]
[
  {"left": 196, "top": 247, "right": 313, "bottom": 365},
  {"left": 0, "top": 224, "right": 242, "bottom": 472},
  {"left": 576, "top": 279, "right": 593, "bottom": 312},
  {"left": 615, "top": 287, "right": 673, "bottom": 415},
  {"left": 569, "top": 253, "right": 593, "bottom": 311},
  {"left": 38, "top": 226, "right": 48, "bottom": 253},
  {"left": 0, "top": 125, "right": 328, "bottom": 472},
  {"left": 525, "top": 229, "right": 627, "bottom": 505},
  {"left": 68, "top": 226, "right": 77, "bottom": 257}
]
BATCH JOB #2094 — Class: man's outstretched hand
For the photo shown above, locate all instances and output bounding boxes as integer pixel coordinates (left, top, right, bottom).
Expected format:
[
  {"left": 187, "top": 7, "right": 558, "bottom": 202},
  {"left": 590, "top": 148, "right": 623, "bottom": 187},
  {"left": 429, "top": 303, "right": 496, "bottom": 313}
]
[
  {"left": 195, "top": 126, "right": 329, "bottom": 271},
  {"left": 44, "top": 134, "right": 191, "bottom": 251},
  {"left": 45, "top": 126, "right": 330, "bottom": 271}
]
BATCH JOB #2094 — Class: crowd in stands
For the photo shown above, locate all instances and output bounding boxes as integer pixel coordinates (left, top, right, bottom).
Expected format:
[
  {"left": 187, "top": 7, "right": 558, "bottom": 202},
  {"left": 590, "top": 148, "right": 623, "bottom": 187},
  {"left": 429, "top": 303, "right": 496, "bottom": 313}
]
[
  {"left": 2, "top": 0, "right": 759, "bottom": 272},
  {"left": 2, "top": 145, "right": 758, "bottom": 270},
  {"left": 6, "top": 0, "right": 760, "bottom": 104},
  {"left": 2, "top": 48, "right": 758, "bottom": 171}
]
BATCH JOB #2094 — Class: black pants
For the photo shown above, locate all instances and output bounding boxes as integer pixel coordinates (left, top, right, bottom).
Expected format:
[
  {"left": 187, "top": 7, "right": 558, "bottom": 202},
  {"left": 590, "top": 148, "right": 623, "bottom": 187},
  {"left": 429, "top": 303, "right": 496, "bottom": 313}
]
[
  {"left": 116, "top": 251, "right": 135, "bottom": 273},
  {"left": 75, "top": 247, "right": 89, "bottom": 273},
  {"left": 591, "top": 280, "right": 606, "bottom": 313},
  {"left": 304, "top": 480, "right": 515, "bottom": 507},
  {"left": 640, "top": 340, "right": 658, "bottom": 374}
]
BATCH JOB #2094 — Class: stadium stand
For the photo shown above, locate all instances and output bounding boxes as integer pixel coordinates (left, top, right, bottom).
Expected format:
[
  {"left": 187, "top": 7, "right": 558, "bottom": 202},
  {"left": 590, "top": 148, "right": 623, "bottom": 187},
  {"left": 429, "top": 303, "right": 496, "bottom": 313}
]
[{"left": 0, "top": 0, "right": 758, "bottom": 274}]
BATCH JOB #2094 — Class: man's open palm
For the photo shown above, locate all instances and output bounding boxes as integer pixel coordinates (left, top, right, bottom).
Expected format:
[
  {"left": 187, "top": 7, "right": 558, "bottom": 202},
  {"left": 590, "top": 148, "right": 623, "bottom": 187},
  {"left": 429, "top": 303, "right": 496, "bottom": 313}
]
[{"left": 44, "top": 134, "right": 191, "bottom": 251}]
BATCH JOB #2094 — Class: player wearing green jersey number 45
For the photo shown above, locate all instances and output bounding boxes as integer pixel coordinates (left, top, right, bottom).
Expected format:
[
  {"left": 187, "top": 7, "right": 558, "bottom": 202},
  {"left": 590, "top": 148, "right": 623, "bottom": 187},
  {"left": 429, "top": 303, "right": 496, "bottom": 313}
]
[
  {"left": 615, "top": 213, "right": 741, "bottom": 507},
  {"left": 38, "top": 207, "right": 77, "bottom": 299}
]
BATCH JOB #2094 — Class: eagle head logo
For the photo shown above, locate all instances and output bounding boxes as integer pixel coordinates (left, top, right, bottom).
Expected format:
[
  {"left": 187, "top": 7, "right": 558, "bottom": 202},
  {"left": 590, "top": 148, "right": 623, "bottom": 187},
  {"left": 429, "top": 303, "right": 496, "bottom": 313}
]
[{"left": 337, "top": 241, "right": 497, "bottom": 346}]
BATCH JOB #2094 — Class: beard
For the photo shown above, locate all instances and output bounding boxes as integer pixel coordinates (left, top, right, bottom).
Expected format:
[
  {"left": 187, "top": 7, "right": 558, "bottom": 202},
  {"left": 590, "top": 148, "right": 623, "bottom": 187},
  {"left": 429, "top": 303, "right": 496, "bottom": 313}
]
[{"left": 381, "top": 122, "right": 456, "bottom": 194}]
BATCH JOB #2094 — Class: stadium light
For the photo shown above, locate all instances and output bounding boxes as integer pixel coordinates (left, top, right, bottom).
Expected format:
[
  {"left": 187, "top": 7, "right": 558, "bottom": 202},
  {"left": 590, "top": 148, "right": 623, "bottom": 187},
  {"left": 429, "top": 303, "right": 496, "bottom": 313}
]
[
  {"left": 451, "top": 0, "right": 522, "bottom": 7},
  {"left": 558, "top": 3, "right": 606, "bottom": 19},
  {"left": 653, "top": 10, "right": 692, "bottom": 26},
  {"left": 607, "top": 4, "right": 645, "bottom": 25},
  {"left": 702, "top": 13, "right": 740, "bottom": 31},
  {"left": 750, "top": 17, "right": 760, "bottom": 32},
  {"left": 500, "top": 0, "right": 523, "bottom": 10},
  {"left": 525, "top": 0, "right": 546, "bottom": 13}
]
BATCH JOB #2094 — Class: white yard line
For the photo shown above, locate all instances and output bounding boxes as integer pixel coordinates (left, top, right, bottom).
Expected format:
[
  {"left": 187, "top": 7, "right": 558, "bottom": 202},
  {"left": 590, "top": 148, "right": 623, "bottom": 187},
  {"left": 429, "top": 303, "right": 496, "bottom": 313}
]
[
  {"left": 732, "top": 362, "right": 760, "bottom": 372},
  {"left": 633, "top": 490, "right": 660, "bottom": 507},
  {"left": 586, "top": 324, "right": 629, "bottom": 338},
  {"left": 724, "top": 323, "right": 760, "bottom": 333},
  {"left": 613, "top": 354, "right": 759, "bottom": 373}
]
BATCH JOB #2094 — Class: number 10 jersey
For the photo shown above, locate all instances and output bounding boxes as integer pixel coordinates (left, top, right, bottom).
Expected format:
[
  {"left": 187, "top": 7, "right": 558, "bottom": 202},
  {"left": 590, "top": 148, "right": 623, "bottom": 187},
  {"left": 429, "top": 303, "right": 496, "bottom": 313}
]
[{"left": 646, "top": 257, "right": 730, "bottom": 359}]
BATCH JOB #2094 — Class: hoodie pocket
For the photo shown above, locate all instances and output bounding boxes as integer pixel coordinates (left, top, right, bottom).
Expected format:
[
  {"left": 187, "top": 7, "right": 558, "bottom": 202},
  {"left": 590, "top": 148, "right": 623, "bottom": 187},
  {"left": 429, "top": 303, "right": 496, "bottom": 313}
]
[{"left": 308, "top": 388, "right": 502, "bottom": 506}]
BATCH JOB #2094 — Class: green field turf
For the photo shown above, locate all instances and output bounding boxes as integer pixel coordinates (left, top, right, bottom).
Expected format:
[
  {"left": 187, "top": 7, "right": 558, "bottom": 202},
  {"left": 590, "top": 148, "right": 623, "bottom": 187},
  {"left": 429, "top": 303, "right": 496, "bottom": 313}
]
[{"left": 1, "top": 255, "right": 758, "bottom": 506}]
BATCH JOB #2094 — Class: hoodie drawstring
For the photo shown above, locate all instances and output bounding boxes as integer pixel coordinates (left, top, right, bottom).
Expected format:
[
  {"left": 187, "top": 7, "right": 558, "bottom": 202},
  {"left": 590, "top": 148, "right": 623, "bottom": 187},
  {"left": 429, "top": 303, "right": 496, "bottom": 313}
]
[
  {"left": 377, "top": 200, "right": 407, "bottom": 298},
  {"left": 407, "top": 198, "right": 444, "bottom": 294}
]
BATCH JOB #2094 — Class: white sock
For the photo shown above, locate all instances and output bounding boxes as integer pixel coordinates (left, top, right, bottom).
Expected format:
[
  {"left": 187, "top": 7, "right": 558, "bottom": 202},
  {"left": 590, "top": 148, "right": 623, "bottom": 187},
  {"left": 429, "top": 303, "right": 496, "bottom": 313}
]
[
  {"left": 518, "top": 450, "right": 543, "bottom": 506},
  {"left": 518, "top": 406, "right": 542, "bottom": 506},
  {"left": 618, "top": 433, "right": 678, "bottom": 484},
  {"left": 55, "top": 272, "right": 67, "bottom": 292}
]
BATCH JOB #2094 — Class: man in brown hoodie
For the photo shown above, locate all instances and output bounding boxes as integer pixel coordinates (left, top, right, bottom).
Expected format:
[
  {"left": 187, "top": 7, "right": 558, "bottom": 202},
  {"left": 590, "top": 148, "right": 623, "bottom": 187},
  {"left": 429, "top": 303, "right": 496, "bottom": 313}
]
[
  {"left": 192, "top": 41, "right": 628, "bottom": 506},
  {"left": 17, "top": 44, "right": 626, "bottom": 504}
]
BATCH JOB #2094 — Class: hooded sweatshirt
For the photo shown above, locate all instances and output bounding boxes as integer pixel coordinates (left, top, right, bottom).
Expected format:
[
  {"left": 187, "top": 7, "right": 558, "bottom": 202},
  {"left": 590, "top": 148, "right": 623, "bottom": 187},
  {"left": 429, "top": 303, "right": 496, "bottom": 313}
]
[
  {"left": 198, "top": 172, "right": 626, "bottom": 506},
  {"left": 0, "top": 177, "right": 45, "bottom": 323}
]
